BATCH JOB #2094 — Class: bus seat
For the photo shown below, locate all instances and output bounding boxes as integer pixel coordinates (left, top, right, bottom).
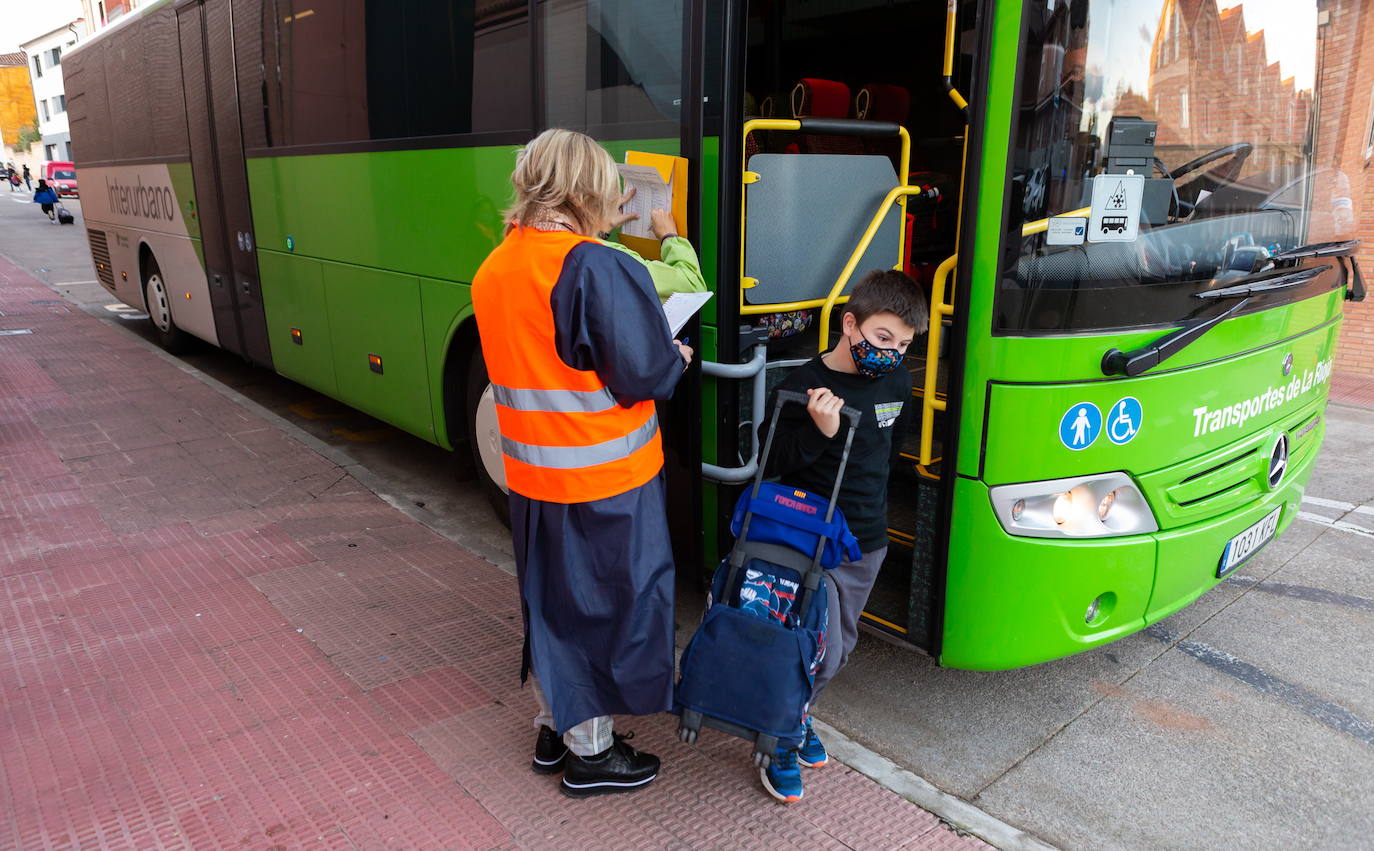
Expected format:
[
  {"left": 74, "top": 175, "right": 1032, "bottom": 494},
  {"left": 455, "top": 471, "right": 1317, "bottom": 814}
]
[
  {"left": 744, "top": 152, "right": 904, "bottom": 307},
  {"left": 791, "top": 79, "right": 863, "bottom": 155},
  {"left": 855, "top": 84, "right": 910, "bottom": 124}
]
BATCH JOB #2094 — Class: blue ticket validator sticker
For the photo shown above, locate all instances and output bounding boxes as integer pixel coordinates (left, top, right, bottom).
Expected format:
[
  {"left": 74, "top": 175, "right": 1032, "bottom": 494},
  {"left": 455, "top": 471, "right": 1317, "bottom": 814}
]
[{"left": 1059, "top": 402, "right": 1102, "bottom": 450}]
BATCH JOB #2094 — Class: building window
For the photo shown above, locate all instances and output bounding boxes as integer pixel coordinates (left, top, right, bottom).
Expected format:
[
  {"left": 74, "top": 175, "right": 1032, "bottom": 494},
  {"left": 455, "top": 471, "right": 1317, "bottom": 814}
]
[
  {"left": 32, "top": 54, "right": 42, "bottom": 77},
  {"left": 40, "top": 99, "right": 50, "bottom": 122},
  {"left": 45, "top": 144, "right": 56, "bottom": 161},
  {"left": 53, "top": 94, "right": 65, "bottom": 113},
  {"left": 1180, "top": 90, "right": 1190, "bottom": 128},
  {"left": 50, "top": 47, "right": 61, "bottom": 66}
]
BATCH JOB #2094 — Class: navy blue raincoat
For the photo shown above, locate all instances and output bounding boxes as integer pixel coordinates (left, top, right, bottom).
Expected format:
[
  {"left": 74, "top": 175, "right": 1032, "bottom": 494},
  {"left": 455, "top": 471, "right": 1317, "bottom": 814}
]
[{"left": 511, "top": 240, "right": 687, "bottom": 733}]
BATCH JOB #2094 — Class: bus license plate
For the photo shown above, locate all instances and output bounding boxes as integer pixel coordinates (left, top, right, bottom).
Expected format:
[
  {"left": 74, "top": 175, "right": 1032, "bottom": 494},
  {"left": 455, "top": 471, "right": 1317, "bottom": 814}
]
[{"left": 1217, "top": 507, "right": 1282, "bottom": 578}]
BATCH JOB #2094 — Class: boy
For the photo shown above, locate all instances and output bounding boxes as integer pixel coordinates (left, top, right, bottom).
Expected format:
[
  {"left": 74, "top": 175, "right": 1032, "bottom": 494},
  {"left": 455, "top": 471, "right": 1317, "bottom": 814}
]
[{"left": 757, "top": 268, "right": 928, "bottom": 803}]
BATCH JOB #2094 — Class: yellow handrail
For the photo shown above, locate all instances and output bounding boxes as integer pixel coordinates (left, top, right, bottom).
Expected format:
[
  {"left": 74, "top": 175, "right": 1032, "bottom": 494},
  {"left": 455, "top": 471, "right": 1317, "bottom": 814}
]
[
  {"left": 919, "top": 254, "right": 958, "bottom": 466},
  {"left": 816, "top": 184, "right": 926, "bottom": 349},
  {"left": 942, "top": 0, "right": 969, "bottom": 113},
  {"left": 916, "top": 205, "right": 1097, "bottom": 466},
  {"left": 739, "top": 119, "right": 911, "bottom": 321}
]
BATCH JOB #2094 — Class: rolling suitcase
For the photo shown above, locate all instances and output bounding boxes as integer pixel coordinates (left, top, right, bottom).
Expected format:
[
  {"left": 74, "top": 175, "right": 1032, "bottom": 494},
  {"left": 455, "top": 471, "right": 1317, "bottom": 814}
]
[
  {"left": 675, "top": 388, "right": 862, "bottom": 767},
  {"left": 56, "top": 204, "right": 73, "bottom": 225}
]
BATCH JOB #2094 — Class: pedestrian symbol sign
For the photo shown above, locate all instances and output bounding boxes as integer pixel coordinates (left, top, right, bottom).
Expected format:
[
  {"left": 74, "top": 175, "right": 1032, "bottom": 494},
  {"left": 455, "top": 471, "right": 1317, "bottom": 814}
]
[
  {"left": 1059, "top": 402, "right": 1102, "bottom": 451},
  {"left": 1107, "top": 397, "right": 1143, "bottom": 445},
  {"left": 1087, "top": 172, "right": 1144, "bottom": 243}
]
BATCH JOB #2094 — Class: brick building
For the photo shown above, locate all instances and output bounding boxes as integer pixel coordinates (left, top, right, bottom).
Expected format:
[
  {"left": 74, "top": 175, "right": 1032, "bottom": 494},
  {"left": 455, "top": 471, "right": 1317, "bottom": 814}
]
[{"left": 1116, "top": 0, "right": 1374, "bottom": 378}]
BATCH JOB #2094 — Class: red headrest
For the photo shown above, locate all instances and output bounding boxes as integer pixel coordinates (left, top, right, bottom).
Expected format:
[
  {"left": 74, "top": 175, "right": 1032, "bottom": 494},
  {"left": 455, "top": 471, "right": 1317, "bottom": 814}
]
[
  {"left": 857, "top": 84, "right": 911, "bottom": 124},
  {"left": 792, "top": 78, "right": 851, "bottom": 119}
]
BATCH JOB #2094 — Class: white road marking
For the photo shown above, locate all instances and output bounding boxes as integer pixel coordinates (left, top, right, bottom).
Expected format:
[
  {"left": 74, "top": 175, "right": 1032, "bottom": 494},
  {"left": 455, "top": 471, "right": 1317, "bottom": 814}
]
[
  {"left": 53, "top": 280, "right": 98, "bottom": 286},
  {"left": 1297, "top": 510, "right": 1374, "bottom": 540},
  {"left": 1301, "top": 495, "right": 1374, "bottom": 516}
]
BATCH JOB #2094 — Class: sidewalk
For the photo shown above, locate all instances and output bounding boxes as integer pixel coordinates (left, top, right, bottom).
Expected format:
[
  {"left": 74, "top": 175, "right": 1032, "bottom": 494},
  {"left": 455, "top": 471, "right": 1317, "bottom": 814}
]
[
  {"left": 1331, "top": 372, "right": 1374, "bottom": 409},
  {"left": 0, "top": 254, "right": 989, "bottom": 851}
]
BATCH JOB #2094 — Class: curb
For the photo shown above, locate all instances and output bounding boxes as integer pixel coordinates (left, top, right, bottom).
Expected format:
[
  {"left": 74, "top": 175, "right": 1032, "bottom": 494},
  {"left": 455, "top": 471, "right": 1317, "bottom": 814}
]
[{"left": 812, "top": 718, "right": 1058, "bottom": 851}]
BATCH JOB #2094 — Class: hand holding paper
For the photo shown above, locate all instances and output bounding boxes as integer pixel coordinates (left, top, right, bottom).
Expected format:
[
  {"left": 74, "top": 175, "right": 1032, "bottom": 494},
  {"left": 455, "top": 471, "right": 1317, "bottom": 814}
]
[{"left": 616, "top": 164, "right": 672, "bottom": 240}]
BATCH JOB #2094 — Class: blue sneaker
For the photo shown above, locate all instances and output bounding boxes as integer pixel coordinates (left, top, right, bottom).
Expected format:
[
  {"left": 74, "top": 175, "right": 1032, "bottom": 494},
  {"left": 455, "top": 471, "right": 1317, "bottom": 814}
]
[
  {"left": 760, "top": 747, "right": 803, "bottom": 803},
  {"left": 797, "top": 716, "right": 828, "bottom": 768}
]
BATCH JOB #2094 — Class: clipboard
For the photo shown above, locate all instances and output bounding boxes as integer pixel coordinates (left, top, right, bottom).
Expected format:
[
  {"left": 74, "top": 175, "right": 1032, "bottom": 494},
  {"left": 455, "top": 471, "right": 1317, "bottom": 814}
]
[{"left": 618, "top": 150, "right": 689, "bottom": 261}]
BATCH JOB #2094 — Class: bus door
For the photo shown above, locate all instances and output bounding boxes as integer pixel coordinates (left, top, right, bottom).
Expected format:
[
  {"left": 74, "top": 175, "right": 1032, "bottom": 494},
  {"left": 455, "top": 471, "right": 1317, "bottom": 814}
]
[
  {"left": 176, "top": 0, "right": 272, "bottom": 367},
  {"left": 706, "top": 0, "right": 979, "bottom": 653}
]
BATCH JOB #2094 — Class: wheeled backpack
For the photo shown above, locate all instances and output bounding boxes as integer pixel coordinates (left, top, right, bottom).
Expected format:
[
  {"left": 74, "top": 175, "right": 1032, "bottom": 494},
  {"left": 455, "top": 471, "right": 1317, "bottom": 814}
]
[{"left": 675, "top": 389, "right": 861, "bottom": 766}]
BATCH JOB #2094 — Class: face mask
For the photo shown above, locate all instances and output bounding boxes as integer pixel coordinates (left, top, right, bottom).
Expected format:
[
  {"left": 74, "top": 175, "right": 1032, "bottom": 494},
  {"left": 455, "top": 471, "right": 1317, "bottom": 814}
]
[{"left": 848, "top": 330, "right": 904, "bottom": 378}]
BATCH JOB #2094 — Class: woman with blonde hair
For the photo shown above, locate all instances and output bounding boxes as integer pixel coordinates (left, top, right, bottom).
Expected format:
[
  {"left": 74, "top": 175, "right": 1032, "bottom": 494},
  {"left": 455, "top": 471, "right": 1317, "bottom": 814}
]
[{"left": 472, "top": 129, "right": 694, "bottom": 798}]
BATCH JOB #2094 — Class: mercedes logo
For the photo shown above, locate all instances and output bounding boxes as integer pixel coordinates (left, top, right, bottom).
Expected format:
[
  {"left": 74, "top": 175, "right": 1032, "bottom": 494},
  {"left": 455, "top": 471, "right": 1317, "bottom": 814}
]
[
  {"left": 1282, "top": 353, "right": 1294, "bottom": 376},
  {"left": 1267, "top": 433, "right": 1289, "bottom": 490}
]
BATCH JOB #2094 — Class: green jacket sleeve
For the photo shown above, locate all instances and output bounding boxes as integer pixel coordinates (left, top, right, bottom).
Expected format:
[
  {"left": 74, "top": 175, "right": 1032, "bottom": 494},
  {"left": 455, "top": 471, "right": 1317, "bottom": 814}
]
[{"left": 601, "top": 236, "right": 708, "bottom": 301}]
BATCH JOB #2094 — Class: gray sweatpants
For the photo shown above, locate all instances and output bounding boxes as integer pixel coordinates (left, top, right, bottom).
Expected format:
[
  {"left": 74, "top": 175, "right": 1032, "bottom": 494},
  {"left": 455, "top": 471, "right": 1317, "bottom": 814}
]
[{"left": 809, "top": 547, "right": 887, "bottom": 707}]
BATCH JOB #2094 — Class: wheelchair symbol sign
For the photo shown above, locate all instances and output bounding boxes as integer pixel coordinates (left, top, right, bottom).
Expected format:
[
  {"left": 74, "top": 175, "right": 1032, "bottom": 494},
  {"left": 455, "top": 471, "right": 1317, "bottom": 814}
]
[
  {"left": 1059, "top": 402, "right": 1102, "bottom": 450},
  {"left": 1107, "top": 397, "right": 1143, "bottom": 445}
]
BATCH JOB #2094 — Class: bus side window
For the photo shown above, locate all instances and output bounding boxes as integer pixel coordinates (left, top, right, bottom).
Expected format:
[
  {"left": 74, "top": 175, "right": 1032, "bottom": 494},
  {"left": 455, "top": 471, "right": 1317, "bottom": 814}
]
[
  {"left": 540, "top": 0, "right": 683, "bottom": 135},
  {"left": 243, "top": 0, "right": 533, "bottom": 149}
]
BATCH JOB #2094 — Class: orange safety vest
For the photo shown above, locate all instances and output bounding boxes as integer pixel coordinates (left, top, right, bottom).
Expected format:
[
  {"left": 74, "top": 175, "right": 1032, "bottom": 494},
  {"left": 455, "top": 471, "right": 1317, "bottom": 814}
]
[{"left": 471, "top": 227, "right": 663, "bottom": 504}]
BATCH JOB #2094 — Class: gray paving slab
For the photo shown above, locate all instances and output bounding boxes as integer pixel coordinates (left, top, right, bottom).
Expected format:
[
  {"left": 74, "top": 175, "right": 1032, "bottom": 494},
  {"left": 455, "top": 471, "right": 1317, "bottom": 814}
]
[
  {"left": 1267, "top": 525, "right": 1374, "bottom": 602},
  {"left": 1189, "top": 582, "right": 1374, "bottom": 721},
  {"left": 1307, "top": 404, "right": 1374, "bottom": 501},
  {"left": 974, "top": 646, "right": 1374, "bottom": 850}
]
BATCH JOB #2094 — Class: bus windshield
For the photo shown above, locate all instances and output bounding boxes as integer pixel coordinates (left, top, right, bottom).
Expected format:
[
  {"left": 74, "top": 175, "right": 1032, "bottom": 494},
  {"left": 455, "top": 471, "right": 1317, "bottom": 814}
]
[{"left": 997, "top": 0, "right": 1355, "bottom": 334}]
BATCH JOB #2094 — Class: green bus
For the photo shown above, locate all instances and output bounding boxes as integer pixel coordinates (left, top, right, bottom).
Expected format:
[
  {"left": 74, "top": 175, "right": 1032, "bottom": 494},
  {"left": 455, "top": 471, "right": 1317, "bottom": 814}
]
[{"left": 66, "top": 0, "right": 1363, "bottom": 669}]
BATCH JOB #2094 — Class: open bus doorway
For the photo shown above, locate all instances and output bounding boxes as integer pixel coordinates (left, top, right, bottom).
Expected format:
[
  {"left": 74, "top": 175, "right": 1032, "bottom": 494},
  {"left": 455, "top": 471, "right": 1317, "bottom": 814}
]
[{"left": 727, "top": 0, "right": 980, "bottom": 651}]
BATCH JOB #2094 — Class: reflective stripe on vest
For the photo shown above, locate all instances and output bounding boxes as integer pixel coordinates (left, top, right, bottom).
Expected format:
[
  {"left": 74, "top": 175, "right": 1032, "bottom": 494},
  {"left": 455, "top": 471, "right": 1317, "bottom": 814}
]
[
  {"left": 501, "top": 413, "right": 659, "bottom": 470},
  {"left": 492, "top": 384, "right": 617, "bottom": 414}
]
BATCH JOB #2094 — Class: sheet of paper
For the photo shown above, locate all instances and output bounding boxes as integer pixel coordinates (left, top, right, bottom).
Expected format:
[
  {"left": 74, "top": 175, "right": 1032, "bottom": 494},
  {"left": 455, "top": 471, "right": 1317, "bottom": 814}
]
[
  {"left": 663, "top": 291, "right": 713, "bottom": 337},
  {"left": 616, "top": 163, "right": 670, "bottom": 239}
]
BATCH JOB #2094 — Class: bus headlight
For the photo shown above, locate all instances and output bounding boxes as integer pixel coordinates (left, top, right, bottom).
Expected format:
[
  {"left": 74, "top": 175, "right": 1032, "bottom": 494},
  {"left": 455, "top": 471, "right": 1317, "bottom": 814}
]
[{"left": 989, "top": 473, "right": 1157, "bottom": 539}]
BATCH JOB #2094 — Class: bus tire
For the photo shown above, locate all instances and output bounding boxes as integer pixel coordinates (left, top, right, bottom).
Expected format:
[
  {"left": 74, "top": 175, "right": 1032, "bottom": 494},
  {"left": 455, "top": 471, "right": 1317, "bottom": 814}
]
[
  {"left": 141, "top": 254, "right": 191, "bottom": 354},
  {"left": 465, "top": 348, "right": 511, "bottom": 527}
]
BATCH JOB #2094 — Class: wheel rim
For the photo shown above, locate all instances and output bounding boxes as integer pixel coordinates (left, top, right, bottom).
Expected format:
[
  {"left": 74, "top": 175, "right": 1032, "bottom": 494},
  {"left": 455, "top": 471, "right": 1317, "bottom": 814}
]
[
  {"left": 475, "top": 383, "right": 509, "bottom": 493},
  {"left": 145, "top": 273, "right": 171, "bottom": 333}
]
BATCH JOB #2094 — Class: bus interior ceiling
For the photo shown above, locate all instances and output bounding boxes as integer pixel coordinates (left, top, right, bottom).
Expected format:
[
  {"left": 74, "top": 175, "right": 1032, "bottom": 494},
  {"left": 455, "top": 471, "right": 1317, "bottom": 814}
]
[{"left": 737, "top": 0, "right": 975, "bottom": 648}]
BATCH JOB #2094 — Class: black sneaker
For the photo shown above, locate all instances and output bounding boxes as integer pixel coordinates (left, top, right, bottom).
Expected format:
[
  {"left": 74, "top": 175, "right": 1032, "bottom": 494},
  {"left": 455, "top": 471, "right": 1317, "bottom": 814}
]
[
  {"left": 531, "top": 725, "right": 568, "bottom": 774},
  {"left": 560, "top": 733, "right": 660, "bottom": 798}
]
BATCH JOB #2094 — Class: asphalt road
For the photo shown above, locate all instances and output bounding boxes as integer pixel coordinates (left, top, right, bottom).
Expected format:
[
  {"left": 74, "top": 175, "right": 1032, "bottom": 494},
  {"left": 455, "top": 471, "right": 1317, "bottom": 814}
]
[{"left": 6, "top": 194, "right": 1373, "bottom": 850}]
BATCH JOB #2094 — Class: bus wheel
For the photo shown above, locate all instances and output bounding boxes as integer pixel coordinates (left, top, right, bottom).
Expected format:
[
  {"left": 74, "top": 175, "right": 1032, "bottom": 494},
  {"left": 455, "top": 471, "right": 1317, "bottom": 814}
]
[
  {"left": 465, "top": 348, "right": 511, "bottom": 527},
  {"left": 142, "top": 255, "right": 191, "bottom": 354}
]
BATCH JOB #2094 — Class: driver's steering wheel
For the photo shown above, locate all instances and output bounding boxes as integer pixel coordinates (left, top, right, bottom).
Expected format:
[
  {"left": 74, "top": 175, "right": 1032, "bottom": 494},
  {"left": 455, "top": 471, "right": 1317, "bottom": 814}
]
[{"left": 1171, "top": 142, "right": 1253, "bottom": 182}]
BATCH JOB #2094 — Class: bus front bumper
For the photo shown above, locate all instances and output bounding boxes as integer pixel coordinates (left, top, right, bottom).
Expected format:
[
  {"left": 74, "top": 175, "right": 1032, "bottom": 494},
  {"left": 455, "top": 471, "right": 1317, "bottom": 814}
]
[{"left": 939, "top": 426, "right": 1320, "bottom": 671}]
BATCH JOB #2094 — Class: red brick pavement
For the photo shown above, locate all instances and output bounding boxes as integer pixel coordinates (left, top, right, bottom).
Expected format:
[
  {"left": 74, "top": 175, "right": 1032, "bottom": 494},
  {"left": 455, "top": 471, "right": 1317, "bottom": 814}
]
[
  {"left": 0, "top": 256, "right": 989, "bottom": 850},
  {"left": 1331, "top": 372, "right": 1374, "bottom": 409}
]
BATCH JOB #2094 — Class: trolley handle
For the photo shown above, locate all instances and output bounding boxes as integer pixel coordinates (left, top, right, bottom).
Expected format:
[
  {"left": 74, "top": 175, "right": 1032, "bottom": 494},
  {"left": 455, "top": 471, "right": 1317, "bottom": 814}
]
[{"left": 772, "top": 388, "right": 862, "bottom": 429}]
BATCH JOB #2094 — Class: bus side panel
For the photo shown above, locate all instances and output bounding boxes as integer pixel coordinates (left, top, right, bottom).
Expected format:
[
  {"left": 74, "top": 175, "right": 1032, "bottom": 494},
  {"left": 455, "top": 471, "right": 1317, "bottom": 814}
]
[
  {"left": 941, "top": 476, "right": 1156, "bottom": 670},
  {"left": 78, "top": 162, "right": 217, "bottom": 346},
  {"left": 322, "top": 262, "right": 435, "bottom": 443},
  {"left": 418, "top": 279, "right": 475, "bottom": 452},
  {"left": 254, "top": 251, "right": 338, "bottom": 398}
]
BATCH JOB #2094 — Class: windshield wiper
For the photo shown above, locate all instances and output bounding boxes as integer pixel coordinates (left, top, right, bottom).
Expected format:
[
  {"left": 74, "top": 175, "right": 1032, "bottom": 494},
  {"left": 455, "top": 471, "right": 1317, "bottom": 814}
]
[
  {"left": 1270, "top": 239, "right": 1358, "bottom": 261},
  {"left": 1101, "top": 297, "right": 1251, "bottom": 377},
  {"left": 1101, "top": 263, "right": 1337, "bottom": 377},
  {"left": 1195, "top": 263, "right": 1332, "bottom": 299}
]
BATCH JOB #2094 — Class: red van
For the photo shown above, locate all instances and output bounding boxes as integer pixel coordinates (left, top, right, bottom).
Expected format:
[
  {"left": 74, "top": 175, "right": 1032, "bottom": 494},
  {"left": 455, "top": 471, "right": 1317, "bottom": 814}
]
[{"left": 44, "top": 161, "right": 77, "bottom": 197}]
